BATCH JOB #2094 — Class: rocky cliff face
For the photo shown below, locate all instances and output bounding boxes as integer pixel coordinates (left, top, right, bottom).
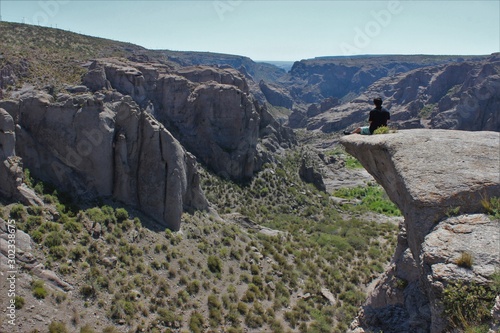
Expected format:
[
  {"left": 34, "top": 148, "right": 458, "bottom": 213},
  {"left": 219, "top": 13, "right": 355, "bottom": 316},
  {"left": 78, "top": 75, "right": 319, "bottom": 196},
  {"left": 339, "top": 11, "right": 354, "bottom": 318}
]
[
  {"left": 0, "top": 108, "right": 42, "bottom": 207},
  {"left": 0, "top": 56, "right": 295, "bottom": 229},
  {"left": 304, "top": 55, "right": 500, "bottom": 133},
  {"left": 82, "top": 59, "right": 294, "bottom": 181},
  {"left": 285, "top": 55, "right": 484, "bottom": 105},
  {"left": 0, "top": 89, "right": 208, "bottom": 231},
  {"left": 341, "top": 129, "right": 500, "bottom": 333}
]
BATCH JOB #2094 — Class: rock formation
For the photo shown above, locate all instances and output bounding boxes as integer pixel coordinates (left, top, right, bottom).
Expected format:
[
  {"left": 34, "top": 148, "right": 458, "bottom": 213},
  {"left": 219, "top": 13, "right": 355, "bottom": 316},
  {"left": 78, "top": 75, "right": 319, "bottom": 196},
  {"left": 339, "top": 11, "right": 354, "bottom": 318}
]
[
  {"left": 0, "top": 108, "right": 42, "bottom": 206},
  {"left": 0, "top": 89, "right": 207, "bottom": 231},
  {"left": 285, "top": 55, "right": 480, "bottom": 105},
  {"left": 82, "top": 59, "right": 294, "bottom": 181},
  {"left": 307, "top": 55, "right": 500, "bottom": 133},
  {"left": 259, "top": 80, "right": 293, "bottom": 109},
  {"left": 341, "top": 129, "right": 500, "bottom": 333},
  {"left": 0, "top": 56, "right": 296, "bottom": 229}
]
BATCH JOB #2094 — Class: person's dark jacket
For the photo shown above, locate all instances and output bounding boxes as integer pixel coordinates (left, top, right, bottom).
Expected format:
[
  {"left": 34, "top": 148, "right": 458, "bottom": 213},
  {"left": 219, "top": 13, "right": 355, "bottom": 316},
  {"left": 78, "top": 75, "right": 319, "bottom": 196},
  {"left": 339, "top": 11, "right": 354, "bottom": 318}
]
[{"left": 368, "top": 107, "right": 390, "bottom": 133}]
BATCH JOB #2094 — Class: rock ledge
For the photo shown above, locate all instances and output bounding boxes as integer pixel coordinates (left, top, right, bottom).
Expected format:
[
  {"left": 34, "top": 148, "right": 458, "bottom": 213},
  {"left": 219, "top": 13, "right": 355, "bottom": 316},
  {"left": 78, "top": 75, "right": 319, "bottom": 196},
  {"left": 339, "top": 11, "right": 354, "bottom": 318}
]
[{"left": 341, "top": 129, "right": 500, "bottom": 333}]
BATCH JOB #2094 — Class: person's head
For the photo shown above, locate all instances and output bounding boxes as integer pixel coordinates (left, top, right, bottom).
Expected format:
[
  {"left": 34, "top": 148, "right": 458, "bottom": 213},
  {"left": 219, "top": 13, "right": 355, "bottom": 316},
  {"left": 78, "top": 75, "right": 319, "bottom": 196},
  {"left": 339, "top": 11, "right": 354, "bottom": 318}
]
[{"left": 373, "top": 97, "right": 383, "bottom": 107}]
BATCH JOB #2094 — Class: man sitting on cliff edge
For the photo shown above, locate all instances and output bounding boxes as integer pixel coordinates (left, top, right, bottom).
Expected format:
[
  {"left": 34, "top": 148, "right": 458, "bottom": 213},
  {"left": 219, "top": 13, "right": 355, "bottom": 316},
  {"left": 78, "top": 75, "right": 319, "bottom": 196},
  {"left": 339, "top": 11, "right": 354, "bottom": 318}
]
[{"left": 344, "top": 97, "right": 390, "bottom": 135}]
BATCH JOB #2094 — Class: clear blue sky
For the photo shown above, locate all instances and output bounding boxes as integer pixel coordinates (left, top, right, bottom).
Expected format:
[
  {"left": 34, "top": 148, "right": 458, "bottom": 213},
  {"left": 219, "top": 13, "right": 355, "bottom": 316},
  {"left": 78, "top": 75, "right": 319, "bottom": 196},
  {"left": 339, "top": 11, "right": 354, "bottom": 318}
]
[{"left": 1, "top": 0, "right": 499, "bottom": 61}]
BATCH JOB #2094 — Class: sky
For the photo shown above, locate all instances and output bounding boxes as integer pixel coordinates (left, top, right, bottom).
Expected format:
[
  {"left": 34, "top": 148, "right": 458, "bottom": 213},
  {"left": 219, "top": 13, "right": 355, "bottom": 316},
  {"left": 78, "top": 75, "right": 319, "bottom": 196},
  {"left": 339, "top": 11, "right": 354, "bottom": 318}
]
[{"left": 1, "top": 0, "right": 499, "bottom": 61}]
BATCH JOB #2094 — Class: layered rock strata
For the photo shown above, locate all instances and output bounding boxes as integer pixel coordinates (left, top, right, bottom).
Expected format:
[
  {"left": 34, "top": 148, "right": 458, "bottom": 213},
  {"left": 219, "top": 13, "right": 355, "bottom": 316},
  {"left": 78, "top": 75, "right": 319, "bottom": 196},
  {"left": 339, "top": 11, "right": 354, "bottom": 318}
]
[{"left": 341, "top": 129, "right": 500, "bottom": 333}]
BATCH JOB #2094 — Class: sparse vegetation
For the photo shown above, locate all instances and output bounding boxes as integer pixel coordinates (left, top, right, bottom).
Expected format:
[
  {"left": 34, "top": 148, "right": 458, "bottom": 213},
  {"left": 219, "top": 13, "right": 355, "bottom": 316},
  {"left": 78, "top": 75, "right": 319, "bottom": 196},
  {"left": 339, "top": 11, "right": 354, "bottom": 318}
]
[
  {"left": 482, "top": 196, "right": 500, "bottom": 219},
  {"left": 456, "top": 252, "right": 474, "bottom": 269},
  {"left": 419, "top": 103, "right": 437, "bottom": 119},
  {"left": 333, "top": 183, "right": 401, "bottom": 216},
  {"left": 48, "top": 321, "right": 68, "bottom": 333},
  {"left": 443, "top": 281, "right": 496, "bottom": 330},
  {"left": 5, "top": 145, "right": 401, "bottom": 332},
  {"left": 31, "top": 280, "right": 48, "bottom": 299}
]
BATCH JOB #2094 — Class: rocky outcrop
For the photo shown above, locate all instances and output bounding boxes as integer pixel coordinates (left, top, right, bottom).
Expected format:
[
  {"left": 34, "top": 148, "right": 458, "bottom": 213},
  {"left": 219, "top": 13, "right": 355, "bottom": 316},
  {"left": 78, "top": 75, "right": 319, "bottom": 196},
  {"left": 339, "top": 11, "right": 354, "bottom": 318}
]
[
  {"left": 82, "top": 59, "right": 295, "bottom": 181},
  {"left": 156, "top": 76, "right": 260, "bottom": 180},
  {"left": 0, "top": 89, "right": 207, "bottom": 231},
  {"left": 286, "top": 55, "right": 481, "bottom": 104},
  {"left": 341, "top": 129, "right": 500, "bottom": 333},
  {"left": 259, "top": 80, "right": 293, "bottom": 109},
  {"left": 299, "top": 153, "right": 326, "bottom": 192},
  {"left": 0, "top": 108, "right": 42, "bottom": 206},
  {"left": 309, "top": 56, "right": 500, "bottom": 133}
]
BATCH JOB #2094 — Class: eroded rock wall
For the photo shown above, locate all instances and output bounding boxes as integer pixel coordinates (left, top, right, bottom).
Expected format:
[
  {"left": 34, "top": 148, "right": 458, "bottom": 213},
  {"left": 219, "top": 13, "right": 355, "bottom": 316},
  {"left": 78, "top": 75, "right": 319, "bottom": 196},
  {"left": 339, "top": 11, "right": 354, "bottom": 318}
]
[
  {"left": 308, "top": 56, "right": 500, "bottom": 133},
  {"left": 0, "top": 89, "right": 207, "bottom": 231},
  {"left": 82, "top": 59, "right": 294, "bottom": 181}
]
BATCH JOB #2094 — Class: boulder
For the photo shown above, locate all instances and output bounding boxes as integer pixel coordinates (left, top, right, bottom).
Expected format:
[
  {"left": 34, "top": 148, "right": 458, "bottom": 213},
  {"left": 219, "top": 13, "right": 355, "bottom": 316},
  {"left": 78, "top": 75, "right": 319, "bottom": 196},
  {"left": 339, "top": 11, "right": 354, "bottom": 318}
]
[
  {"left": 299, "top": 154, "right": 326, "bottom": 192},
  {"left": 341, "top": 129, "right": 500, "bottom": 333}
]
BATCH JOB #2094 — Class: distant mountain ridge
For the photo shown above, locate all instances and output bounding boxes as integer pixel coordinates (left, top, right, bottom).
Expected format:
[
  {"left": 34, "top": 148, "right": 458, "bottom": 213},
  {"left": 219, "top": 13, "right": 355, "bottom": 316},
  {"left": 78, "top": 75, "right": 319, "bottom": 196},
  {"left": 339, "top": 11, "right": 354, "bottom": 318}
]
[
  {"left": 282, "top": 54, "right": 492, "bottom": 103},
  {"left": 298, "top": 54, "right": 500, "bottom": 132},
  {"left": 1, "top": 21, "right": 498, "bottom": 134}
]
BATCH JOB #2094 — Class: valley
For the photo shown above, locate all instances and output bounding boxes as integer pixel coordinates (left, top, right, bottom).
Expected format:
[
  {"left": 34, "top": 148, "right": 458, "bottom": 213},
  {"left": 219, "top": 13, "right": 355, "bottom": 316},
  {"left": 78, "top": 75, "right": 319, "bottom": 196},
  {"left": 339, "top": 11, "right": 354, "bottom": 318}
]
[{"left": 0, "top": 21, "right": 499, "bottom": 333}]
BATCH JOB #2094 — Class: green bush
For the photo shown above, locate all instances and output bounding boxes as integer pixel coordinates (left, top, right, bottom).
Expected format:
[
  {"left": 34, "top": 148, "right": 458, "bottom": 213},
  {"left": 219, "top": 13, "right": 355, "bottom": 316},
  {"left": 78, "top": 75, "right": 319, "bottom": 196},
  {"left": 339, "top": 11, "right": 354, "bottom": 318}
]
[
  {"left": 80, "top": 284, "right": 96, "bottom": 299},
  {"left": 48, "top": 321, "right": 68, "bottom": 333},
  {"left": 32, "top": 280, "right": 48, "bottom": 299},
  {"left": 373, "top": 126, "right": 390, "bottom": 134},
  {"left": 49, "top": 245, "right": 67, "bottom": 259},
  {"left": 31, "top": 230, "right": 44, "bottom": 244},
  {"left": 157, "top": 308, "right": 182, "bottom": 327},
  {"left": 115, "top": 208, "right": 129, "bottom": 222},
  {"left": 63, "top": 219, "right": 82, "bottom": 233},
  {"left": 456, "top": 252, "right": 473, "bottom": 268},
  {"left": 86, "top": 206, "right": 116, "bottom": 225},
  {"left": 10, "top": 204, "right": 25, "bottom": 219},
  {"left": 345, "top": 155, "right": 363, "bottom": 169},
  {"left": 208, "top": 294, "right": 223, "bottom": 326},
  {"left": 14, "top": 296, "right": 25, "bottom": 309},
  {"left": 189, "top": 311, "right": 205, "bottom": 333},
  {"left": 443, "top": 281, "right": 496, "bottom": 330},
  {"left": 69, "top": 245, "right": 87, "bottom": 261},
  {"left": 79, "top": 324, "right": 96, "bottom": 333},
  {"left": 207, "top": 255, "right": 223, "bottom": 274},
  {"left": 482, "top": 196, "right": 500, "bottom": 219},
  {"left": 187, "top": 280, "right": 201, "bottom": 295},
  {"left": 44, "top": 231, "right": 63, "bottom": 248}
]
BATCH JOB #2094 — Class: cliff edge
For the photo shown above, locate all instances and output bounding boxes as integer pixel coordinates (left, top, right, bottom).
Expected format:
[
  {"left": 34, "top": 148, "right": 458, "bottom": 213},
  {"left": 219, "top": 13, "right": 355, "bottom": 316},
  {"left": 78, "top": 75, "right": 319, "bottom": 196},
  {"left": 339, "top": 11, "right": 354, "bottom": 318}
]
[{"left": 341, "top": 129, "right": 500, "bottom": 333}]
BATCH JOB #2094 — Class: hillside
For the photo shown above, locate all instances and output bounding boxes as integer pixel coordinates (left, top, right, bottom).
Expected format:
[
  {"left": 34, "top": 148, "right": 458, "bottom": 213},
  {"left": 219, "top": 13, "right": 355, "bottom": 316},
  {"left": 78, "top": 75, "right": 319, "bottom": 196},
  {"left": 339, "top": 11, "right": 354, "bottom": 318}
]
[
  {"left": 0, "top": 22, "right": 168, "bottom": 90},
  {"left": 302, "top": 54, "right": 500, "bottom": 132},
  {"left": 0, "top": 22, "right": 400, "bottom": 333},
  {"left": 0, "top": 132, "right": 401, "bottom": 332},
  {"left": 282, "top": 54, "right": 490, "bottom": 104},
  {"left": 0, "top": 22, "right": 284, "bottom": 94}
]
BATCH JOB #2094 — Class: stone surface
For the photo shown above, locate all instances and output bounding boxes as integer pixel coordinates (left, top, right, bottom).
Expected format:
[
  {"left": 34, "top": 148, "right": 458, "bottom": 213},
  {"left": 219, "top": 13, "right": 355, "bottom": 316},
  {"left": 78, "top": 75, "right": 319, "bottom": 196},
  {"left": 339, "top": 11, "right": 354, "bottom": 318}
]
[
  {"left": 341, "top": 129, "right": 499, "bottom": 259},
  {"left": 259, "top": 80, "right": 293, "bottom": 109},
  {"left": 342, "top": 129, "right": 500, "bottom": 333},
  {"left": 82, "top": 59, "right": 295, "bottom": 181},
  {"left": 0, "top": 90, "right": 208, "bottom": 231},
  {"left": 0, "top": 108, "right": 42, "bottom": 206},
  {"left": 299, "top": 154, "right": 326, "bottom": 191}
]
